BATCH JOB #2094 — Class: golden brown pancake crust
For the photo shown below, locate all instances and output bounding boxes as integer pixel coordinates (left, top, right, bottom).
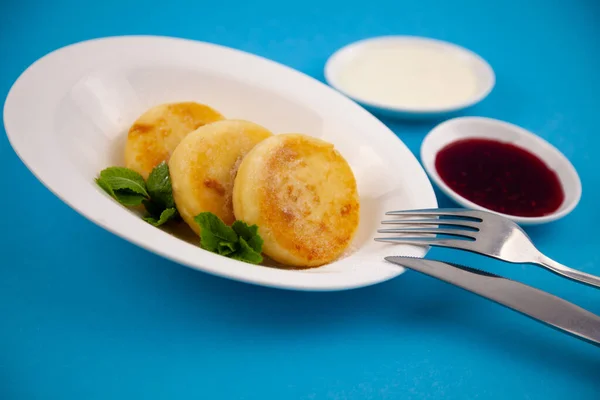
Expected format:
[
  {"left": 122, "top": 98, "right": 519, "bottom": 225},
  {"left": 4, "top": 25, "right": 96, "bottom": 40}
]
[
  {"left": 233, "top": 134, "right": 360, "bottom": 267},
  {"left": 168, "top": 119, "right": 273, "bottom": 235},
  {"left": 125, "top": 102, "right": 224, "bottom": 178}
]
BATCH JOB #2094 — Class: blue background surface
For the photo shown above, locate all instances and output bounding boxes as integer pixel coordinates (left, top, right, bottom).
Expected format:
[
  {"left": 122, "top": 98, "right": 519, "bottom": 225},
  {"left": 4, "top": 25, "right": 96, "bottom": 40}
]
[{"left": 1, "top": 0, "right": 599, "bottom": 398}]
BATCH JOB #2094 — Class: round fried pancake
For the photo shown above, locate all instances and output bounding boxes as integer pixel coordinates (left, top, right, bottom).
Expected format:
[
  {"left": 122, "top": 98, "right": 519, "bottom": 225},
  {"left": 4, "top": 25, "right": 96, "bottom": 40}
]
[
  {"left": 169, "top": 119, "right": 273, "bottom": 235},
  {"left": 232, "top": 133, "right": 360, "bottom": 267},
  {"left": 125, "top": 101, "right": 224, "bottom": 178}
]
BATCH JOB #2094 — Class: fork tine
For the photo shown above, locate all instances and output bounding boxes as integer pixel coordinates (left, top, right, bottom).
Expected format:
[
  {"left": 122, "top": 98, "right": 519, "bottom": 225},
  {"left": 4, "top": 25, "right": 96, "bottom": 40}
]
[
  {"left": 374, "top": 237, "right": 476, "bottom": 250},
  {"left": 377, "top": 227, "right": 476, "bottom": 239},
  {"left": 385, "top": 208, "right": 485, "bottom": 221},
  {"left": 381, "top": 219, "right": 480, "bottom": 229}
]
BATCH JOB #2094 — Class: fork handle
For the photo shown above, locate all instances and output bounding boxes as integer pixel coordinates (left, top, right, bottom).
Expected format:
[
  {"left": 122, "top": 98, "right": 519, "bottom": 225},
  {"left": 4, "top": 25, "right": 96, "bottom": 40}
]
[{"left": 538, "top": 255, "right": 600, "bottom": 289}]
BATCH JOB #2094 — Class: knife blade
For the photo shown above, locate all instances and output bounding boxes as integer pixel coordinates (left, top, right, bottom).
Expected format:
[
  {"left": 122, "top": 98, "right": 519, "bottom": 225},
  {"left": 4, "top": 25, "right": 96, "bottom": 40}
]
[{"left": 386, "top": 256, "right": 600, "bottom": 346}]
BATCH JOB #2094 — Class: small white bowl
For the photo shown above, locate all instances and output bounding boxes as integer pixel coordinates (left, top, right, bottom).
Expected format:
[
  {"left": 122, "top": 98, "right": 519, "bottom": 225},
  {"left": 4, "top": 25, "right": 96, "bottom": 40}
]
[
  {"left": 324, "top": 36, "right": 496, "bottom": 119},
  {"left": 420, "top": 117, "right": 582, "bottom": 225}
]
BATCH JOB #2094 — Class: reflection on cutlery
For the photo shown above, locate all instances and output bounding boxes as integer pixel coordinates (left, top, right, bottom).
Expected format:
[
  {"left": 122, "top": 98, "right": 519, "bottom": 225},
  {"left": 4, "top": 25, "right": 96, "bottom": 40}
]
[
  {"left": 386, "top": 256, "right": 600, "bottom": 346},
  {"left": 376, "top": 208, "right": 600, "bottom": 289}
]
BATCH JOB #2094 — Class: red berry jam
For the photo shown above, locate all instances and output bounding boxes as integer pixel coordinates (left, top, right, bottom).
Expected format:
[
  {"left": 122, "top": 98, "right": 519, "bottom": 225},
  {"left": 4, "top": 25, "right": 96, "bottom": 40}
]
[{"left": 435, "top": 138, "right": 564, "bottom": 217}]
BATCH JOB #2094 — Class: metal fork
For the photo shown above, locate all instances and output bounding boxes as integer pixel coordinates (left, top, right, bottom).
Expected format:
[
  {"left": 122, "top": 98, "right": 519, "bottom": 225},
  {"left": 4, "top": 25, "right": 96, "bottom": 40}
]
[{"left": 375, "top": 208, "right": 600, "bottom": 289}]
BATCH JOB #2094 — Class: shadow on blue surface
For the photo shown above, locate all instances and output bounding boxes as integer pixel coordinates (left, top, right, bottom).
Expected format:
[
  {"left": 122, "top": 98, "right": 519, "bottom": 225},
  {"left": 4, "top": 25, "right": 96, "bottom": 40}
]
[{"left": 130, "top": 253, "right": 600, "bottom": 380}]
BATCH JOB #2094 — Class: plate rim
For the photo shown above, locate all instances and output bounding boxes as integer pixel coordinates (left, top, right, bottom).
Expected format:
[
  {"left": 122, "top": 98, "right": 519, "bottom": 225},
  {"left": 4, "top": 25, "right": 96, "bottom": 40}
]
[{"left": 3, "top": 34, "right": 438, "bottom": 291}]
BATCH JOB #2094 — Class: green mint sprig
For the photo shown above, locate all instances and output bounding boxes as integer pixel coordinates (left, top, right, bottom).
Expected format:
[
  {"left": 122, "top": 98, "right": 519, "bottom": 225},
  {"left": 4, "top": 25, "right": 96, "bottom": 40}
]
[
  {"left": 95, "top": 167, "right": 148, "bottom": 206},
  {"left": 96, "top": 162, "right": 178, "bottom": 227},
  {"left": 96, "top": 165, "right": 263, "bottom": 264},
  {"left": 194, "top": 212, "right": 263, "bottom": 264}
]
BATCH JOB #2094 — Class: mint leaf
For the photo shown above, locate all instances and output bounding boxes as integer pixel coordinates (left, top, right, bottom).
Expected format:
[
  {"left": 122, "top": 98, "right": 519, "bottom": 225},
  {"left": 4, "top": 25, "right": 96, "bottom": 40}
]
[
  {"left": 231, "top": 237, "right": 263, "bottom": 264},
  {"left": 98, "top": 167, "right": 148, "bottom": 198},
  {"left": 141, "top": 162, "right": 179, "bottom": 226},
  {"left": 143, "top": 198, "right": 180, "bottom": 221},
  {"left": 218, "top": 241, "right": 237, "bottom": 256},
  {"left": 96, "top": 177, "right": 147, "bottom": 206},
  {"left": 232, "top": 220, "right": 263, "bottom": 253},
  {"left": 96, "top": 177, "right": 116, "bottom": 198},
  {"left": 142, "top": 199, "right": 164, "bottom": 217},
  {"left": 194, "top": 212, "right": 264, "bottom": 264},
  {"left": 113, "top": 191, "right": 147, "bottom": 206},
  {"left": 246, "top": 234, "right": 264, "bottom": 254},
  {"left": 232, "top": 220, "right": 258, "bottom": 240},
  {"left": 146, "top": 162, "right": 175, "bottom": 209},
  {"left": 194, "top": 212, "right": 238, "bottom": 253},
  {"left": 144, "top": 207, "right": 177, "bottom": 227},
  {"left": 96, "top": 164, "right": 178, "bottom": 226},
  {"left": 96, "top": 167, "right": 149, "bottom": 207}
]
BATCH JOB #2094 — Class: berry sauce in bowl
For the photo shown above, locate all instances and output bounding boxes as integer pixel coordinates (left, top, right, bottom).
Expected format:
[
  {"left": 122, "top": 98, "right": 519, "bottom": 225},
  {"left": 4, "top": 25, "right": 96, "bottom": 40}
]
[
  {"left": 435, "top": 137, "right": 564, "bottom": 217},
  {"left": 421, "top": 117, "right": 581, "bottom": 225}
]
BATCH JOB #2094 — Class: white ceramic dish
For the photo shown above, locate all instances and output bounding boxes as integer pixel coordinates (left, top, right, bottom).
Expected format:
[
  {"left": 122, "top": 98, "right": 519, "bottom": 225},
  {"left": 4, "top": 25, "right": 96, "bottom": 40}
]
[
  {"left": 420, "top": 116, "right": 581, "bottom": 225},
  {"left": 324, "top": 36, "right": 496, "bottom": 119},
  {"left": 3, "top": 35, "right": 438, "bottom": 291}
]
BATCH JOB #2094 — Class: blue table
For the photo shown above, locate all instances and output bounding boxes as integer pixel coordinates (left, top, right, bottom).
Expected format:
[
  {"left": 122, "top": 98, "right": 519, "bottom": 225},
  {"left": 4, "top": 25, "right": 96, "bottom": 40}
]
[{"left": 1, "top": 1, "right": 599, "bottom": 398}]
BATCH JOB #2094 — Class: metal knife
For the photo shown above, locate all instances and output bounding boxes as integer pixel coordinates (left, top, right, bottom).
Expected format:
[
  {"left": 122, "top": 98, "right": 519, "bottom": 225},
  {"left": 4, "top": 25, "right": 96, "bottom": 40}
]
[{"left": 385, "top": 256, "right": 600, "bottom": 346}]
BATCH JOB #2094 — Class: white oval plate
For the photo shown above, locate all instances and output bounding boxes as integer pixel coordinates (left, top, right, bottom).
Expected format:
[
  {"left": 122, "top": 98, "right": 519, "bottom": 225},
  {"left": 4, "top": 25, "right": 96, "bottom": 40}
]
[{"left": 3, "top": 35, "right": 437, "bottom": 291}]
